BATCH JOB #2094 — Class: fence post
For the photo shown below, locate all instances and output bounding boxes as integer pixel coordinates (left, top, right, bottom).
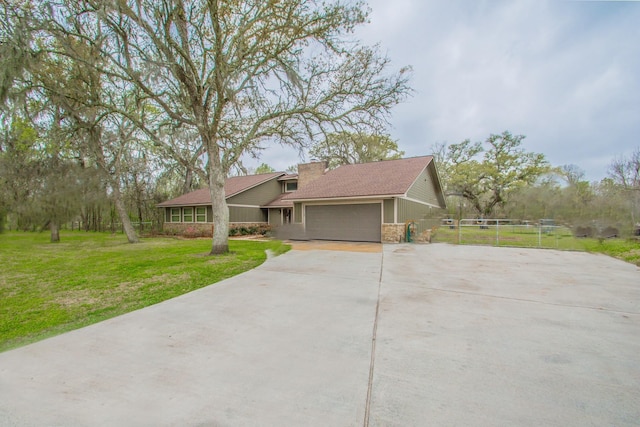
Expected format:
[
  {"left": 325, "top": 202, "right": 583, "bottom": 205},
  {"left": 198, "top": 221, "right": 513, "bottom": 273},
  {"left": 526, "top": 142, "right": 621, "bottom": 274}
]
[
  {"left": 458, "top": 220, "right": 462, "bottom": 244},
  {"left": 538, "top": 223, "right": 542, "bottom": 247},
  {"left": 496, "top": 220, "right": 499, "bottom": 246}
]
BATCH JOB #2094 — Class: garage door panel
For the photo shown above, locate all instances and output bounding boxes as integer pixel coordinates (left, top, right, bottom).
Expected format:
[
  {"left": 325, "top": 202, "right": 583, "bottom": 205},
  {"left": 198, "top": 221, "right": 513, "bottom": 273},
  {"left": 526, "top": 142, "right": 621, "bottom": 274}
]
[{"left": 305, "top": 204, "right": 381, "bottom": 242}]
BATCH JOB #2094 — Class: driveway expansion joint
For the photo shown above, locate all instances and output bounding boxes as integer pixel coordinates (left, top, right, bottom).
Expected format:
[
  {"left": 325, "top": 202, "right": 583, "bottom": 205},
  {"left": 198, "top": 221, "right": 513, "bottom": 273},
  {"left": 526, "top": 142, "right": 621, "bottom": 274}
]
[
  {"left": 363, "top": 249, "right": 384, "bottom": 427},
  {"left": 423, "top": 286, "right": 640, "bottom": 315}
]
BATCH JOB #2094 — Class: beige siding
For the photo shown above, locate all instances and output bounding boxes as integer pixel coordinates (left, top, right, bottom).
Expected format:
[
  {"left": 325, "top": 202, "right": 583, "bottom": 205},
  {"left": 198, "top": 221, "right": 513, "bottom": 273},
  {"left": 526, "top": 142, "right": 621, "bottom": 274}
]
[
  {"left": 226, "top": 179, "right": 281, "bottom": 206},
  {"left": 383, "top": 199, "right": 394, "bottom": 223},
  {"left": 269, "top": 209, "right": 282, "bottom": 226},
  {"left": 398, "top": 198, "right": 444, "bottom": 240},
  {"left": 406, "top": 167, "right": 440, "bottom": 206},
  {"left": 229, "top": 206, "right": 267, "bottom": 223},
  {"left": 397, "top": 198, "right": 442, "bottom": 223}
]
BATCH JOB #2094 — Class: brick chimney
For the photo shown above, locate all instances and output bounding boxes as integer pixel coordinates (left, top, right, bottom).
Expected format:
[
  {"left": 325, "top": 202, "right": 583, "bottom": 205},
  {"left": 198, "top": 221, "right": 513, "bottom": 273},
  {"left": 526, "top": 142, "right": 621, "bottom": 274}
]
[{"left": 297, "top": 161, "right": 327, "bottom": 189}]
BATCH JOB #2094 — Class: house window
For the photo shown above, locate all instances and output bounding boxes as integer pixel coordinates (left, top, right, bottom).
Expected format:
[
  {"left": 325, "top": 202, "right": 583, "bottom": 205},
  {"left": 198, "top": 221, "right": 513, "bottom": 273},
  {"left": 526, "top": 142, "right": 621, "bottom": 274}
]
[
  {"left": 285, "top": 182, "right": 298, "bottom": 192},
  {"left": 183, "top": 207, "right": 193, "bottom": 222},
  {"left": 170, "top": 208, "right": 181, "bottom": 222},
  {"left": 195, "top": 207, "right": 206, "bottom": 222}
]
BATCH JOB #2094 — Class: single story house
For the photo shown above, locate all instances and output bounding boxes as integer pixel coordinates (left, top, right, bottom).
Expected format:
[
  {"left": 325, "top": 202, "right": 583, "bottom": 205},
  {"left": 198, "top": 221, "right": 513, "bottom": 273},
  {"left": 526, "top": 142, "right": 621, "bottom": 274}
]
[
  {"left": 157, "top": 156, "right": 446, "bottom": 243},
  {"left": 157, "top": 171, "right": 296, "bottom": 236}
]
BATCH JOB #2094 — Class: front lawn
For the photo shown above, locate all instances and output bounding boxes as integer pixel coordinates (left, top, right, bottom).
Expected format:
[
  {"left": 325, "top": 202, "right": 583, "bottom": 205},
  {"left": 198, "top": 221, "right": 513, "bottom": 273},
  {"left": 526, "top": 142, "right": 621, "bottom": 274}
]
[{"left": 0, "top": 232, "right": 290, "bottom": 352}]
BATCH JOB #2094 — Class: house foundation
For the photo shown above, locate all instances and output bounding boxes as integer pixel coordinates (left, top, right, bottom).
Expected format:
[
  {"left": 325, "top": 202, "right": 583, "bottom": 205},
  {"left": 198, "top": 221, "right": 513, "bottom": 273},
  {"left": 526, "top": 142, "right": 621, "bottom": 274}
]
[
  {"left": 382, "top": 223, "right": 432, "bottom": 243},
  {"left": 162, "top": 222, "right": 270, "bottom": 237},
  {"left": 382, "top": 223, "right": 406, "bottom": 243}
]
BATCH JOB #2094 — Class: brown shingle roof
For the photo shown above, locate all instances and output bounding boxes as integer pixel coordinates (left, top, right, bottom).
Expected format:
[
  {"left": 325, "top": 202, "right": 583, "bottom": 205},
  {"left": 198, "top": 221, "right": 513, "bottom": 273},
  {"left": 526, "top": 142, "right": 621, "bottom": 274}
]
[
  {"left": 225, "top": 172, "right": 284, "bottom": 197},
  {"left": 285, "top": 156, "right": 434, "bottom": 201},
  {"left": 277, "top": 174, "right": 298, "bottom": 181},
  {"left": 157, "top": 172, "right": 284, "bottom": 207},
  {"left": 262, "top": 193, "right": 294, "bottom": 208}
]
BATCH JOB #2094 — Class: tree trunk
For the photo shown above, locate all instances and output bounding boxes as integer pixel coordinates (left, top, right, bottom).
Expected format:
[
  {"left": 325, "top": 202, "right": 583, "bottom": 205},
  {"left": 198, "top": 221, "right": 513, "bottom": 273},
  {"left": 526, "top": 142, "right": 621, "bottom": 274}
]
[
  {"left": 133, "top": 173, "right": 144, "bottom": 231},
  {"left": 208, "top": 165, "right": 229, "bottom": 254},
  {"left": 183, "top": 167, "right": 193, "bottom": 194},
  {"left": 112, "top": 185, "right": 139, "bottom": 243},
  {"left": 80, "top": 209, "right": 88, "bottom": 231},
  {"left": 96, "top": 207, "right": 101, "bottom": 231},
  {"left": 50, "top": 220, "right": 60, "bottom": 243},
  {"left": 205, "top": 132, "right": 229, "bottom": 255},
  {"left": 136, "top": 193, "right": 144, "bottom": 233},
  {"left": 137, "top": 203, "right": 144, "bottom": 232}
]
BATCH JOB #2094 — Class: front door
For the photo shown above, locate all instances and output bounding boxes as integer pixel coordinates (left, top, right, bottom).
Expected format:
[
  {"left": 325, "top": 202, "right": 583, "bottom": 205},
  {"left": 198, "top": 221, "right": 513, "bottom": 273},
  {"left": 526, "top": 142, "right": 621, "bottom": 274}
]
[{"left": 283, "top": 208, "right": 292, "bottom": 224}]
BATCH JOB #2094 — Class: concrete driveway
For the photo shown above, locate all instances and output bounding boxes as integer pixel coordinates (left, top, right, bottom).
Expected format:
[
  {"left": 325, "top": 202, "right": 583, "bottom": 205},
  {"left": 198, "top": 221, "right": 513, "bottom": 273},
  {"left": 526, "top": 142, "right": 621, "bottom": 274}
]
[{"left": 1, "top": 244, "right": 638, "bottom": 426}]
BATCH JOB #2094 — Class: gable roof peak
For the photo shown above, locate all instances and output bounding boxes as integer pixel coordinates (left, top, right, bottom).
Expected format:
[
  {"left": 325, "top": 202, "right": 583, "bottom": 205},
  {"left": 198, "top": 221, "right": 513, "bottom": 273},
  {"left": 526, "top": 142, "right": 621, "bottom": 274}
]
[
  {"left": 286, "top": 156, "right": 434, "bottom": 201},
  {"left": 157, "top": 171, "right": 285, "bottom": 207}
]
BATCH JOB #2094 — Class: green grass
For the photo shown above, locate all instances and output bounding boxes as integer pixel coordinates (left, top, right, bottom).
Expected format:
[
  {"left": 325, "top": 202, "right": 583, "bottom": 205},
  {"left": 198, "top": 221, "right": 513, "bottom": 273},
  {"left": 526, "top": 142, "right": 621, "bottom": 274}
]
[
  {"left": 579, "top": 238, "right": 640, "bottom": 265},
  {"left": 0, "top": 231, "right": 290, "bottom": 352},
  {"left": 432, "top": 226, "right": 640, "bottom": 265}
]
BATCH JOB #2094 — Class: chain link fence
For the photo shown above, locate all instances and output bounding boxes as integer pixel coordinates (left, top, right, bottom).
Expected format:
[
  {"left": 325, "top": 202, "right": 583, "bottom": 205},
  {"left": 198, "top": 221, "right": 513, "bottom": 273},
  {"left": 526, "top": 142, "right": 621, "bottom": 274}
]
[{"left": 431, "top": 219, "right": 588, "bottom": 250}]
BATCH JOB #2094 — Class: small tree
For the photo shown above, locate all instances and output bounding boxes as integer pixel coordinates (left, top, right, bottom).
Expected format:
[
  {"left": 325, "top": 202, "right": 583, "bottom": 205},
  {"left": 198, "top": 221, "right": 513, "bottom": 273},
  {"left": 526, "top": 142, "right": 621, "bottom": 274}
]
[
  {"left": 254, "top": 163, "right": 276, "bottom": 174},
  {"left": 309, "top": 132, "right": 404, "bottom": 169},
  {"left": 609, "top": 147, "right": 640, "bottom": 225},
  {"left": 0, "top": 114, "right": 91, "bottom": 241}
]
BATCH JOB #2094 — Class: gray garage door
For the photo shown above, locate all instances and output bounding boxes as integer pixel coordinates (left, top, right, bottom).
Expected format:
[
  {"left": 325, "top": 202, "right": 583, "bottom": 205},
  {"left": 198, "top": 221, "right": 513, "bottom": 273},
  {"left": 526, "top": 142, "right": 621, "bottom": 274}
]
[{"left": 305, "top": 203, "right": 381, "bottom": 242}]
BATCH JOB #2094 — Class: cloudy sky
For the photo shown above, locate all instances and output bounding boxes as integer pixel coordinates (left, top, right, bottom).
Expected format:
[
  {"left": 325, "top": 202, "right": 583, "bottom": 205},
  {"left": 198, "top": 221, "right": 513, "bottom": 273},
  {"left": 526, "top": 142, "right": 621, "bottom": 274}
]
[{"left": 246, "top": 0, "right": 640, "bottom": 181}]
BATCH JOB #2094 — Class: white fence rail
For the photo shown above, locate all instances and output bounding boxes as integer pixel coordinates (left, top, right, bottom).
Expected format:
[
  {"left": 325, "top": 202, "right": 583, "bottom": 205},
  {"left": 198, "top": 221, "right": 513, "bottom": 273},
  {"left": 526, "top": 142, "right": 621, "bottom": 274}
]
[{"left": 434, "top": 218, "right": 578, "bottom": 249}]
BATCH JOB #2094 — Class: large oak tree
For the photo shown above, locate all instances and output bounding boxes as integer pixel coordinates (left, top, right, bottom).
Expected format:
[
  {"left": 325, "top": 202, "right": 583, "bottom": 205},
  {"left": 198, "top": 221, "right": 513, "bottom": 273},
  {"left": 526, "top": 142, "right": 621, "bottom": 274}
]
[
  {"left": 31, "top": 0, "right": 412, "bottom": 254},
  {"left": 441, "top": 131, "right": 548, "bottom": 217}
]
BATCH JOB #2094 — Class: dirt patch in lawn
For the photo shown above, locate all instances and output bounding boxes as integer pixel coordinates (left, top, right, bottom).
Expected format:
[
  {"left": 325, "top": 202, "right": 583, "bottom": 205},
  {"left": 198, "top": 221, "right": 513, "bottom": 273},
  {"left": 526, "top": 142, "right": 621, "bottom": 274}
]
[{"left": 289, "top": 240, "right": 382, "bottom": 253}]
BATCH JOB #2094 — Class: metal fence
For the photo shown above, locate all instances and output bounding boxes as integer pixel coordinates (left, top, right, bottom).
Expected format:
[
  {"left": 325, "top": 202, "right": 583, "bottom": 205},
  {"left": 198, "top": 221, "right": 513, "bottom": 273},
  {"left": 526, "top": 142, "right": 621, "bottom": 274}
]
[
  {"left": 68, "top": 221, "right": 157, "bottom": 233},
  {"left": 432, "top": 219, "right": 584, "bottom": 250}
]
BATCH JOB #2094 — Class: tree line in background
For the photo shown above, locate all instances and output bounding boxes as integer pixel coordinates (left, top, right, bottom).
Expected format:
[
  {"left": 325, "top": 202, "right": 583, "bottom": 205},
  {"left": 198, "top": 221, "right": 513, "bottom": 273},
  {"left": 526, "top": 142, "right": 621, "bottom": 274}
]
[
  {"left": 3, "top": 116, "right": 637, "bottom": 239},
  {"left": 434, "top": 132, "right": 640, "bottom": 236}
]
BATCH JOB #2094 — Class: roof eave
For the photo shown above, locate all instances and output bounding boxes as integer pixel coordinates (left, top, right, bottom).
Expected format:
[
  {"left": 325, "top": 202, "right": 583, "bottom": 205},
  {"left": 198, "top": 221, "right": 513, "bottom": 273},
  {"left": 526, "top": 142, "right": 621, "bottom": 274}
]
[
  {"left": 427, "top": 160, "right": 447, "bottom": 209},
  {"left": 262, "top": 204, "right": 293, "bottom": 208},
  {"left": 156, "top": 201, "right": 213, "bottom": 208},
  {"left": 286, "top": 194, "right": 404, "bottom": 203}
]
